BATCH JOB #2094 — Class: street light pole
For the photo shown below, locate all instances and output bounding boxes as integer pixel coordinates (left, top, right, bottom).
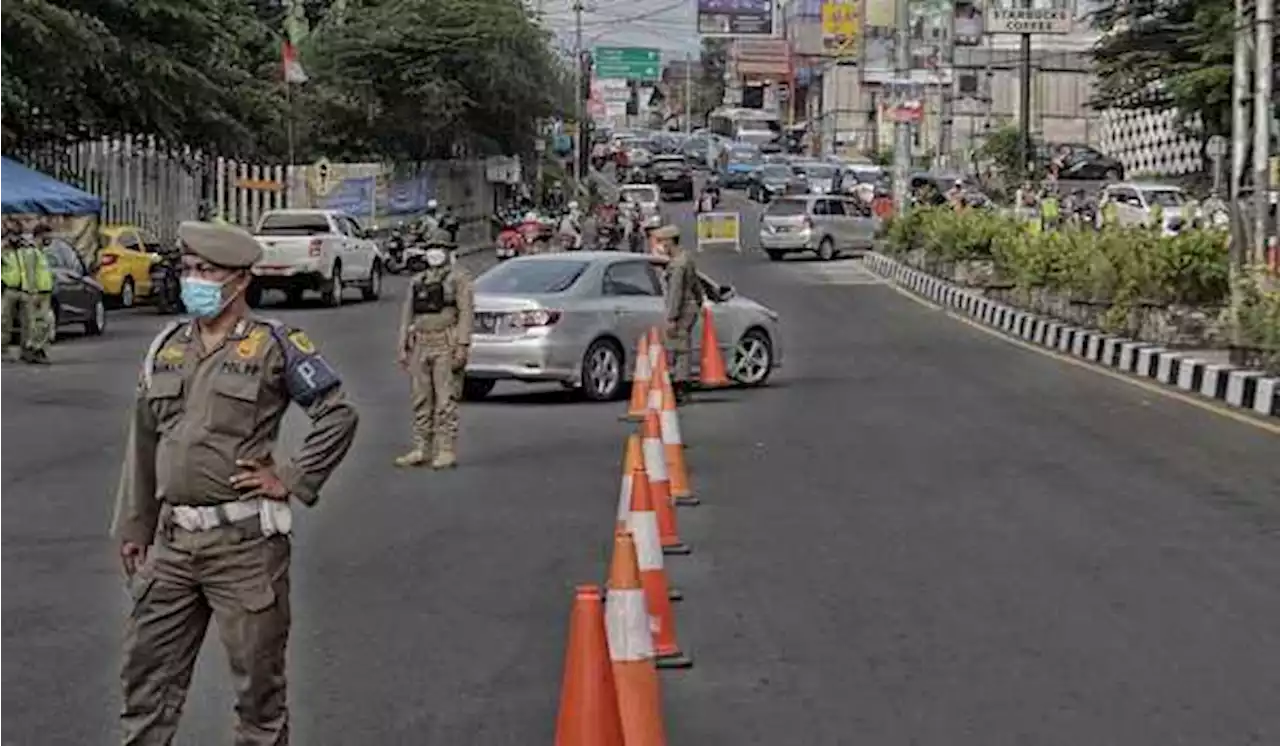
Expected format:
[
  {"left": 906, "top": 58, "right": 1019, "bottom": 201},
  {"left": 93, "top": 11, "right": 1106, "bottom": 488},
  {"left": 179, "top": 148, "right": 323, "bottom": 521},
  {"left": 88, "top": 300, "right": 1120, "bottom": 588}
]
[
  {"left": 573, "top": 0, "right": 585, "bottom": 186},
  {"left": 890, "top": 0, "right": 912, "bottom": 212},
  {"left": 1252, "top": 0, "right": 1273, "bottom": 264}
]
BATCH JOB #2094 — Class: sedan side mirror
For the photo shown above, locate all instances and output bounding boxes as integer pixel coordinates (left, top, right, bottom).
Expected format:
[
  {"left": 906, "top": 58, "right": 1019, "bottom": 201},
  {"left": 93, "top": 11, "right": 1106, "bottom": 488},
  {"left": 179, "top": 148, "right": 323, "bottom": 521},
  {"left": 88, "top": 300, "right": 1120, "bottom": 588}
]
[{"left": 717, "top": 283, "right": 735, "bottom": 301}]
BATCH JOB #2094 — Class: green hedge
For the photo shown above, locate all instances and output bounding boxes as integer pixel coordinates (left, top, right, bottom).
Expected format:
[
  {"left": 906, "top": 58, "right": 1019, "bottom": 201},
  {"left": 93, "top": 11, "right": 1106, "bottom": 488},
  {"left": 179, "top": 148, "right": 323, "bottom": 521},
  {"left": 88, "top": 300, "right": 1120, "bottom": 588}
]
[{"left": 885, "top": 207, "right": 1230, "bottom": 306}]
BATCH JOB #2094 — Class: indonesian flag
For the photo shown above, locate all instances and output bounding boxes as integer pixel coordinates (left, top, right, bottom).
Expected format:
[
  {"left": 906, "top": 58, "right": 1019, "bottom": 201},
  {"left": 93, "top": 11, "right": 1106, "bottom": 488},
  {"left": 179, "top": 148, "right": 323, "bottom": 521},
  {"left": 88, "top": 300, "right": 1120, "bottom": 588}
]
[{"left": 282, "top": 41, "right": 308, "bottom": 85}]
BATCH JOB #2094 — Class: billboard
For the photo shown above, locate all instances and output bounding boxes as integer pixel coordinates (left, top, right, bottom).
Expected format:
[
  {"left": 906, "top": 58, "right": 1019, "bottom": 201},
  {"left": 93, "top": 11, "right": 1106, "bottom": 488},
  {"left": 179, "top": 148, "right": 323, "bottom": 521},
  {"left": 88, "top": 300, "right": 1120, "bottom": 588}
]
[
  {"left": 698, "top": 0, "right": 776, "bottom": 37},
  {"left": 821, "top": 0, "right": 861, "bottom": 58},
  {"left": 860, "top": 0, "right": 954, "bottom": 85}
]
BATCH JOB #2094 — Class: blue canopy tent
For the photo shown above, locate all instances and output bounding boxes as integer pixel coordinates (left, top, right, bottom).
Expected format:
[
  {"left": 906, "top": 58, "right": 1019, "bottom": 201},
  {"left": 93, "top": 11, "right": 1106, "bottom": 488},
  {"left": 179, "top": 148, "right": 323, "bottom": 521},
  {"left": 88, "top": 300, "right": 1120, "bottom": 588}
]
[{"left": 1, "top": 157, "right": 101, "bottom": 215}]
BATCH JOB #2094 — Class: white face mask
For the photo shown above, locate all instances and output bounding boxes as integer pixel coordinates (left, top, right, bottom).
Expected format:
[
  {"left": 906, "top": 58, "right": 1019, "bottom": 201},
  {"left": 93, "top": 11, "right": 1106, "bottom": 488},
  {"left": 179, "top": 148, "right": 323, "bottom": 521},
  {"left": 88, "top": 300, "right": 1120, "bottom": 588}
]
[{"left": 425, "top": 248, "right": 448, "bottom": 267}]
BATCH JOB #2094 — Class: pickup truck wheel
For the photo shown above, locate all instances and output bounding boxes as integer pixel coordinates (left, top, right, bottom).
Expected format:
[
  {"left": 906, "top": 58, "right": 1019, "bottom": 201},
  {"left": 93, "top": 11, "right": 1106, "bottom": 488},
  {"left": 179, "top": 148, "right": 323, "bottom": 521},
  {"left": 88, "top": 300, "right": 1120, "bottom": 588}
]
[
  {"left": 362, "top": 262, "right": 382, "bottom": 301},
  {"left": 321, "top": 266, "right": 343, "bottom": 307}
]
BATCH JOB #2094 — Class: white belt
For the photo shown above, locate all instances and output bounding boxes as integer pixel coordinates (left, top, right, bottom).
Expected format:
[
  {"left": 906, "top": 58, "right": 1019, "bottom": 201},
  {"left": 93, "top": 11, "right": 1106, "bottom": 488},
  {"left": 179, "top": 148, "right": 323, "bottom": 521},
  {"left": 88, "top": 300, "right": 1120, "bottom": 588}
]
[{"left": 170, "top": 499, "right": 293, "bottom": 536}]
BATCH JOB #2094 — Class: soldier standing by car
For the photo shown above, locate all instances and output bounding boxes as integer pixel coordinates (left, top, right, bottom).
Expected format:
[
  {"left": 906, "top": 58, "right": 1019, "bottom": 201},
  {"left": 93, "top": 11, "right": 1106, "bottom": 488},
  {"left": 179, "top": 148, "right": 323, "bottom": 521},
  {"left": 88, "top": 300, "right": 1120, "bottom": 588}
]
[
  {"left": 395, "top": 237, "right": 475, "bottom": 468},
  {"left": 653, "top": 224, "right": 704, "bottom": 404},
  {"left": 111, "top": 221, "right": 359, "bottom": 745}
]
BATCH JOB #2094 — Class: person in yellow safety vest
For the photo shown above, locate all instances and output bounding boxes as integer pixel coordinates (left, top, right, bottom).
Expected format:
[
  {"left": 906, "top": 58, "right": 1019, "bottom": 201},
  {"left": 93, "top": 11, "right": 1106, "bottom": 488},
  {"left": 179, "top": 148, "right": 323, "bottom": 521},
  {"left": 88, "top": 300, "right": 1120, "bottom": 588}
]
[
  {"left": 1040, "top": 187, "right": 1061, "bottom": 231},
  {"left": 1, "top": 220, "right": 55, "bottom": 363}
]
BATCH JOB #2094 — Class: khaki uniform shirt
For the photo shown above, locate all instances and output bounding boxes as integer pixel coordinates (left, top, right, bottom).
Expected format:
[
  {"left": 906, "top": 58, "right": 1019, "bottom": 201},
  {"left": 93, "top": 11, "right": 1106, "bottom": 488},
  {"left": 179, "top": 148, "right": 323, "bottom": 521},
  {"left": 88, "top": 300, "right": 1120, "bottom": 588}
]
[
  {"left": 111, "top": 317, "right": 360, "bottom": 545},
  {"left": 397, "top": 266, "right": 475, "bottom": 348},
  {"left": 664, "top": 251, "right": 705, "bottom": 324}
]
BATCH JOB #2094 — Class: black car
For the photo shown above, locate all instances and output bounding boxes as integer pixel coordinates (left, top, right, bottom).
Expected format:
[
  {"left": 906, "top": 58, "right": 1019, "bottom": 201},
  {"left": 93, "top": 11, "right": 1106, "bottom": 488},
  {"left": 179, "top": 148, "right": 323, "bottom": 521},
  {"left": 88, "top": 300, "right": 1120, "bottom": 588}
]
[
  {"left": 649, "top": 155, "right": 694, "bottom": 201},
  {"left": 1040, "top": 143, "right": 1125, "bottom": 181},
  {"left": 746, "top": 164, "right": 808, "bottom": 202},
  {"left": 15, "top": 238, "right": 108, "bottom": 341}
]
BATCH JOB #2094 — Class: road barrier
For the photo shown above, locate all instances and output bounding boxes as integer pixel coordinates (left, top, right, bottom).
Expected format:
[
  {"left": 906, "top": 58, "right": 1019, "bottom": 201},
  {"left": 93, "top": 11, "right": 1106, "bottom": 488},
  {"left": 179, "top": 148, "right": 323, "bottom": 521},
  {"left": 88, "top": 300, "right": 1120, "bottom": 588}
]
[
  {"left": 695, "top": 211, "right": 742, "bottom": 252},
  {"left": 553, "top": 322, "right": 734, "bottom": 737}
]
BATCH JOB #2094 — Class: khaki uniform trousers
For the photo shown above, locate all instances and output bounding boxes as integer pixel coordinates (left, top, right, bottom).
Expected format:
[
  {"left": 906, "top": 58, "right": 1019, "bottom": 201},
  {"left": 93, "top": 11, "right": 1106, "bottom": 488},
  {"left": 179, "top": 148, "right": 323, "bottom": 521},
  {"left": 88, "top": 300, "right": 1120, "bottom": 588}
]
[
  {"left": 121, "top": 513, "right": 291, "bottom": 745},
  {"left": 409, "top": 329, "right": 461, "bottom": 452},
  {"left": 666, "top": 312, "right": 697, "bottom": 384}
]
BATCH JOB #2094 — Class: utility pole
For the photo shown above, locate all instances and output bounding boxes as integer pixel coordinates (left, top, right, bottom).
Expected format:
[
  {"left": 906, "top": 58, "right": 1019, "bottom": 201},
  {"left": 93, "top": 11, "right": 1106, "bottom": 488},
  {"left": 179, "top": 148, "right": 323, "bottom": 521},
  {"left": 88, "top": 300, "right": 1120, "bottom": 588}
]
[
  {"left": 890, "top": 0, "right": 912, "bottom": 212},
  {"left": 684, "top": 51, "right": 693, "bottom": 134},
  {"left": 572, "top": 0, "right": 585, "bottom": 186},
  {"left": 1252, "top": 0, "right": 1273, "bottom": 264},
  {"left": 1229, "top": 0, "right": 1251, "bottom": 361},
  {"left": 937, "top": 5, "right": 956, "bottom": 169},
  {"left": 1017, "top": 0, "right": 1033, "bottom": 177}
]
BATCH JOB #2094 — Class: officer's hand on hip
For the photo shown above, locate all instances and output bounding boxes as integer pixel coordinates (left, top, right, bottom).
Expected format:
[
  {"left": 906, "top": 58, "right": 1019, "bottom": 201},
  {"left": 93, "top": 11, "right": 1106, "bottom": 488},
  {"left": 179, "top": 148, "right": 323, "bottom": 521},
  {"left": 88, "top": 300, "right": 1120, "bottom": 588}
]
[
  {"left": 120, "top": 541, "right": 147, "bottom": 577},
  {"left": 452, "top": 345, "right": 468, "bottom": 371},
  {"left": 231, "top": 459, "right": 289, "bottom": 501},
  {"left": 397, "top": 350, "right": 409, "bottom": 371}
]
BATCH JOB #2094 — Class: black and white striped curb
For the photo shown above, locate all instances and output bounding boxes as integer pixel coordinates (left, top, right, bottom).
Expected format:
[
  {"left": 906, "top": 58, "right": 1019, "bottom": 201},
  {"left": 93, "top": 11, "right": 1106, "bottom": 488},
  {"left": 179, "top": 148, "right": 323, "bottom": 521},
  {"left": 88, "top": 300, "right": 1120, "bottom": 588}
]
[{"left": 863, "top": 252, "right": 1280, "bottom": 419}]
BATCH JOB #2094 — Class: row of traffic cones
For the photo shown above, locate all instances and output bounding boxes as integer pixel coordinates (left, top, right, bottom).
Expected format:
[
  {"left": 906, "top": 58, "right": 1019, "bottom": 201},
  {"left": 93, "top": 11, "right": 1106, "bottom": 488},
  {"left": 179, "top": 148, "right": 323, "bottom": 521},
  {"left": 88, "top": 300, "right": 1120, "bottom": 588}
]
[
  {"left": 624, "top": 302, "right": 731, "bottom": 421},
  {"left": 555, "top": 327, "right": 719, "bottom": 745}
]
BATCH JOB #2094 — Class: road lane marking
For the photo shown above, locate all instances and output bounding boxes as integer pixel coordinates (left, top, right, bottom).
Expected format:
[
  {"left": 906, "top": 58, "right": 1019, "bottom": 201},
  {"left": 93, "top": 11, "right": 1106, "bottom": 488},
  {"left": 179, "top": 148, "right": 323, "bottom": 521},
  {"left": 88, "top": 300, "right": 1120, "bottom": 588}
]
[{"left": 878, "top": 276, "right": 1280, "bottom": 436}]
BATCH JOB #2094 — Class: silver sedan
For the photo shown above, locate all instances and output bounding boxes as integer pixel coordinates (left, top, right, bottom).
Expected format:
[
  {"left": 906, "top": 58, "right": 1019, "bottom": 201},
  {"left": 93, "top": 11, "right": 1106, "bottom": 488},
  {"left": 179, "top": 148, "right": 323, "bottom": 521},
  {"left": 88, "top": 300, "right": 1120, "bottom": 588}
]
[{"left": 462, "top": 251, "right": 784, "bottom": 401}]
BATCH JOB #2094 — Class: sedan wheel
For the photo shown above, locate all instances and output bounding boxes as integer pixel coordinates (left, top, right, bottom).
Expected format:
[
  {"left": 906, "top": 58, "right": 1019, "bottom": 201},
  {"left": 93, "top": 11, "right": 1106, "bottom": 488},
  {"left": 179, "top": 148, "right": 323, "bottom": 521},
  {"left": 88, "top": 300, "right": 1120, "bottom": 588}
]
[
  {"left": 85, "top": 297, "right": 106, "bottom": 336},
  {"left": 581, "top": 339, "right": 623, "bottom": 401},
  {"left": 730, "top": 329, "right": 773, "bottom": 386}
]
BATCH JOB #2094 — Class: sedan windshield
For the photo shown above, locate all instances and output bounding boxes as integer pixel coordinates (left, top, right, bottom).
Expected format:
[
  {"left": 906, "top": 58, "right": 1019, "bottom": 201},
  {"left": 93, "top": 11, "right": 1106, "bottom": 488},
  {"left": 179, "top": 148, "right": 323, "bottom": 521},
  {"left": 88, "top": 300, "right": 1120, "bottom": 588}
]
[
  {"left": 475, "top": 259, "right": 588, "bottom": 294},
  {"left": 621, "top": 187, "right": 659, "bottom": 203},
  {"left": 760, "top": 165, "right": 793, "bottom": 180},
  {"left": 803, "top": 165, "right": 837, "bottom": 179},
  {"left": 730, "top": 150, "right": 762, "bottom": 165},
  {"left": 1143, "top": 189, "right": 1187, "bottom": 207}
]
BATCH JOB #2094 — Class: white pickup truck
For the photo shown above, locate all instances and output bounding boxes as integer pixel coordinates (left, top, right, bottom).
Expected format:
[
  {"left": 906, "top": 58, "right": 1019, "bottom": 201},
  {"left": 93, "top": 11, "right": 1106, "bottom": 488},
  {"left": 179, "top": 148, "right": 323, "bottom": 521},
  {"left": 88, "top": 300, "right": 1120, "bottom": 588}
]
[{"left": 250, "top": 209, "right": 383, "bottom": 307}]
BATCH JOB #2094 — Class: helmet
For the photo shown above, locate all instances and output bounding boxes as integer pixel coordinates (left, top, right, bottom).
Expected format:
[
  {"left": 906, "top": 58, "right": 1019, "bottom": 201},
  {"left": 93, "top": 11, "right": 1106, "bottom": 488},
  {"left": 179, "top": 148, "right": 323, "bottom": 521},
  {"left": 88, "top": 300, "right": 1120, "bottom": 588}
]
[
  {"left": 524, "top": 212, "right": 539, "bottom": 222},
  {"left": 644, "top": 215, "right": 662, "bottom": 230},
  {"left": 568, "top": 201, "right": 580, "bottom": 212},
  {"left": 426, "top": 199, "right": 439, "bottom": 212}
]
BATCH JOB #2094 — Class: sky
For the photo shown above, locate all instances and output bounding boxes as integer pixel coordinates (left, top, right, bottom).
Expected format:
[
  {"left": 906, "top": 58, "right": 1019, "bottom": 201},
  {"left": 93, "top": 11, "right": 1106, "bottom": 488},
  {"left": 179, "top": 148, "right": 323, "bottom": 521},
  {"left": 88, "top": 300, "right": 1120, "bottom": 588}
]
[{"left": 536, "top": 0, "right": 704, "bottom": 60}]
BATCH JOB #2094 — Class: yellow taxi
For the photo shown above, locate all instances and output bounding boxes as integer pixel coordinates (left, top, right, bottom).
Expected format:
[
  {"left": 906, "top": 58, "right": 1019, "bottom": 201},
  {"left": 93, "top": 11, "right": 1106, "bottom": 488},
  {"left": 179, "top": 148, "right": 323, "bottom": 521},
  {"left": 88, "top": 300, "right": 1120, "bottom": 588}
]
[{"left": 97, "top": 224, "right": 158, "bottom": 307}]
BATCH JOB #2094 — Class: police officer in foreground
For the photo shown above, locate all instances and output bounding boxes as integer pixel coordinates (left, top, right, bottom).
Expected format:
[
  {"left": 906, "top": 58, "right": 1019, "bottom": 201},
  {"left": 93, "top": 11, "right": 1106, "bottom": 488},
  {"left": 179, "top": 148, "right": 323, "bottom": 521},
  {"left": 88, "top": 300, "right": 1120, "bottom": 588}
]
[
  {"left": 1, "top": 220, "right": 55, "bottom": 363},
  {"left": 111, "top": 221, "right": 359, "bottom": 745},
  {"left": 652, "top": 224, "right": 704, "bottom": 404},
  {"left": 395, "top": 232, "right": 474, "bottom": 468}
]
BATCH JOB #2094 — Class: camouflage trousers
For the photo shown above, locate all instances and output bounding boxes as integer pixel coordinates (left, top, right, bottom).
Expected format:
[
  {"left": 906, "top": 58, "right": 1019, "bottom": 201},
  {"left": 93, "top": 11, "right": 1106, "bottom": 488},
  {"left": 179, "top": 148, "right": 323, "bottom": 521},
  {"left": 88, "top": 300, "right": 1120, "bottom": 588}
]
[
  {"left": 666, "top": 314, "right": 697, "bottom": 384},
  {"left": 121, "top": 512, "right": 291, "bottom": 745},
  {"left": 409, "top": 330, "right": 463, "bottom": 452},
  {"left": 1, "top": 289, "right": 51, "bottom": 353}
]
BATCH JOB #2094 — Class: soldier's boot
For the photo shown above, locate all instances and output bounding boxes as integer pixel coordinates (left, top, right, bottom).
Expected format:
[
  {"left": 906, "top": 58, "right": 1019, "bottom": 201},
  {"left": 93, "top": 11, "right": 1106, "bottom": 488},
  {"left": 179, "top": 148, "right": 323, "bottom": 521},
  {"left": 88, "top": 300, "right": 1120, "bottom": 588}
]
[
  {"left": 394, "top": 439, "right": 432, "bottom": 467},
  {"left": 432, "top": 442, "right": 457, "bottom": 470}
]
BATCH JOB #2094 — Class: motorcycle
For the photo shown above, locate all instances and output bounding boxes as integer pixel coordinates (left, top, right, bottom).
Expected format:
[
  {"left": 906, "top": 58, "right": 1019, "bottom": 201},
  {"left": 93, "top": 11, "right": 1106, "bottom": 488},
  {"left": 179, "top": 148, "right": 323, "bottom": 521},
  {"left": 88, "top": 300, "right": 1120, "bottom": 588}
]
[
  {"left": 149, "top": 247, "right": 183, "bottom": 314},
  {"left": 496, "top": 216, "right": 525, "bottom": 261},
  {"left": 384, "top": 229, "right": 410, "bottom": 274}
]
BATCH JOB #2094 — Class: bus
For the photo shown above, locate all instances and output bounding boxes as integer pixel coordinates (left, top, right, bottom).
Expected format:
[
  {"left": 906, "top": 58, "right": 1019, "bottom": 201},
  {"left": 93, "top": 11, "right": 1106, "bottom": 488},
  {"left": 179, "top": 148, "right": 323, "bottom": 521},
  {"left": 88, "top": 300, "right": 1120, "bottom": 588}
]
[{"left": 707, "top": 107, "right": 781, "bottom": 148}]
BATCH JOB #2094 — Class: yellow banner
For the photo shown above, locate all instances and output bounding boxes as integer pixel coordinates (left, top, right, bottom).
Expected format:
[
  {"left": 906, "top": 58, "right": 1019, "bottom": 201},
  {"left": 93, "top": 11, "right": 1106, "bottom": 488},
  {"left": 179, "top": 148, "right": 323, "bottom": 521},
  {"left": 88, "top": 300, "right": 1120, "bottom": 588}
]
[
  {"left": 696, "top": 212, "right": 741, "bottom": 250},
  {"left": 822, "top": 0, "right": 861, "bottom": 56}
]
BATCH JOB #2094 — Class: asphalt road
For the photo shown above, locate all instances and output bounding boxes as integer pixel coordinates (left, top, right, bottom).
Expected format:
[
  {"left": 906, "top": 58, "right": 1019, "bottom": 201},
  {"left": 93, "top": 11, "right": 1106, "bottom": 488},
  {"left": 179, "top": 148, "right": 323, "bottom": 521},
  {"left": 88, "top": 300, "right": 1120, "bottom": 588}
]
[{"left": 4, "top": 189, "right": 1280, "bottom": 745}]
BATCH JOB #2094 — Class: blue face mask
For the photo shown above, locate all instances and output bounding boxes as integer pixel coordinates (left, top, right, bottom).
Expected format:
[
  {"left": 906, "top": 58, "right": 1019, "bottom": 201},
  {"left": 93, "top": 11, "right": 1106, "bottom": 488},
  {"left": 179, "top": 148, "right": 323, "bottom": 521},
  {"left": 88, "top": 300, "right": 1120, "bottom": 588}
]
[{"left": 180, "top": 277, "right": 229, "bottom": 318}]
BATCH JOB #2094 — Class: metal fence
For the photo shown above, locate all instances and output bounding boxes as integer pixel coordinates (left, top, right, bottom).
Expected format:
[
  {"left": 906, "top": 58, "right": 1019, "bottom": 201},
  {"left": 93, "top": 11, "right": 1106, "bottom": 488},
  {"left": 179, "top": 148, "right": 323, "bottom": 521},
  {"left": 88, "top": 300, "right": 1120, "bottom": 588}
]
[{"left": 12, "top": 136, "right": 505, "bottom": 248}]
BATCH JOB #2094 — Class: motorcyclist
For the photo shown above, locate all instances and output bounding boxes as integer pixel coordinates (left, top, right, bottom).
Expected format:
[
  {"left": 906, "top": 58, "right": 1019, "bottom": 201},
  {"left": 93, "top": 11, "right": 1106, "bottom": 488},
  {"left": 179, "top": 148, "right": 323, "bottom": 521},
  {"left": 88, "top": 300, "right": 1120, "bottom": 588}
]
[
  {"left": 697, "top": 179, "right": 721, "bottom": 213},
  {"left": 1200, "top": 189, "right": 1229, "bottom": 228},
  {"left": 411, "top": 200, "right": 442, "bottom": 244},
  {"left": 945, "top": 180, "right": 966, "bottom": 210},
  {"left": 557, "top": 201, "right": 583, "bottom": 251}
]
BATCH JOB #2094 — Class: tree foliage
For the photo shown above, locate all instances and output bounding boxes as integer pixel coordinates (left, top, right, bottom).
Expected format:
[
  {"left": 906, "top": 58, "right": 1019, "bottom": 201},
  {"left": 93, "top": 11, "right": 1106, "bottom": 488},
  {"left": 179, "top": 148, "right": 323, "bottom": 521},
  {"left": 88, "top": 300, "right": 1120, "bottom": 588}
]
[
  {"left": 1089, "top": 0, "right": 1278, "bottom": 138},
  {"left": 2, "top": 0, "right": 570, "bottom": 161}
]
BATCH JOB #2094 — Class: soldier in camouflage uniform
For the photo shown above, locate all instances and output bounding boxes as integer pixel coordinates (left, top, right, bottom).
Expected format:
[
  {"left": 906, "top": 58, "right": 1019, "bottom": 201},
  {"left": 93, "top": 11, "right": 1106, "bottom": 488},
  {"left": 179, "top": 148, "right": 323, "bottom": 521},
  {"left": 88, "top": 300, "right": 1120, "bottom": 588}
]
[
  {"left": 653, "top": 224, "right": 704, "bottom": 404},
  {"left": 395, "top": 231, "right": 475, "bottom": 468}
]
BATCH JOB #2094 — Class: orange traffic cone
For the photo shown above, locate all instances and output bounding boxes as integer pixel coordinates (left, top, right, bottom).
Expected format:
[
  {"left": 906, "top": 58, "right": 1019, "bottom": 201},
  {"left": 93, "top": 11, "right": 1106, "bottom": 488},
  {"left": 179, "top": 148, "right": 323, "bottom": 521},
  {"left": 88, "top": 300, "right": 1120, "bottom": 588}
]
[
  {"left": 625, "top": 463, "right": 693, "bottom": 669},
  {"left": 623, "top": 335, "right": 652, "bottom": 421},
  {"left": 617, "top": 433, "right": 684, "bottom": 601},
  {"left": 555, "top": 585, "right": 625, "bottom": 746},
  {"left": 653, "top": 362, "right": 697, "bottom": 507},
  {"left": 606, "top": 532, "right": 669, "bottom": 746},
  {"left": 616, "top": 435, "right": 642, "bottom": 533},
  {"left": 641, "top": 408, "right": 690, "bottom": 555},
  {"left": 698, "top": 301, "right": 730, "bottom": 389}
]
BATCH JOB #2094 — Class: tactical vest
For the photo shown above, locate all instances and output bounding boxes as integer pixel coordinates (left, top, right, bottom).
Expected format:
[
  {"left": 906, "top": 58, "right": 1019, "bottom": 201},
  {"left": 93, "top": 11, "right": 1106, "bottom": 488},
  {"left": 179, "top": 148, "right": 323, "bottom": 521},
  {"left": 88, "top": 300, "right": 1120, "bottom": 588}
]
[{"left": 412, "top": 271, "right": 456, "bottom": 315}]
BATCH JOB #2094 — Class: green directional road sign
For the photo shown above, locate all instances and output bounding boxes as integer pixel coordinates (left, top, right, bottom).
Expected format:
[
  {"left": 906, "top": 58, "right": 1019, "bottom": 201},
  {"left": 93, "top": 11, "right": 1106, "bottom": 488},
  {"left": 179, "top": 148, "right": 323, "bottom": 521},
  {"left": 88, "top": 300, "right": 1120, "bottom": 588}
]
[{"left": 593, "top": 46, "right": 661, "bottom": 81}]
